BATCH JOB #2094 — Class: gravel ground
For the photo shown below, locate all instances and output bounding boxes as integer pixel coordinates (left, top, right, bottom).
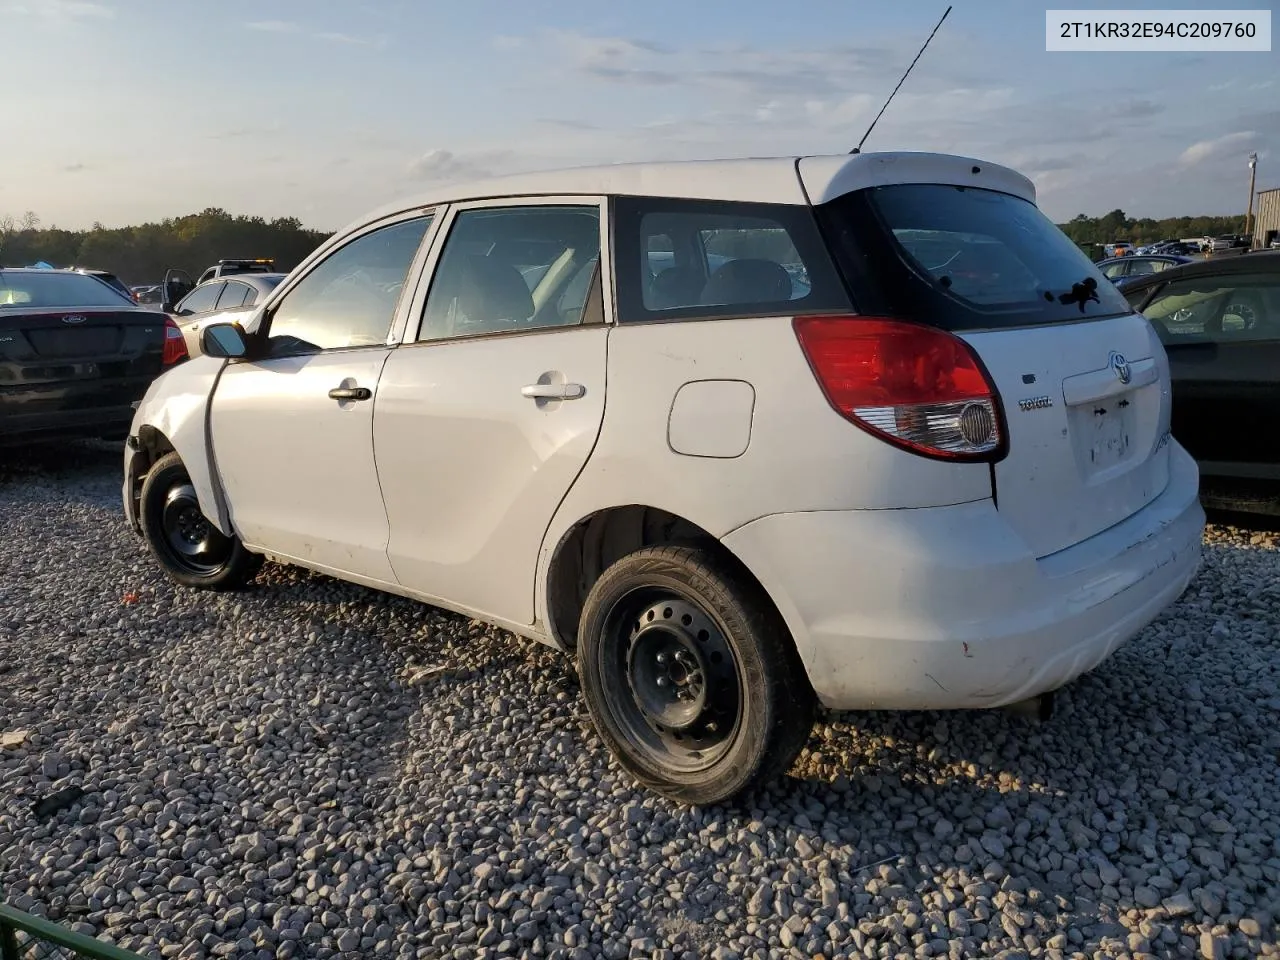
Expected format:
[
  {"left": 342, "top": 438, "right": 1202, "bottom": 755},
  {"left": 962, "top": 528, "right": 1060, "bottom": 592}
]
[{"left": 1, "top": 443, "right": 1278, "bottom": 960}]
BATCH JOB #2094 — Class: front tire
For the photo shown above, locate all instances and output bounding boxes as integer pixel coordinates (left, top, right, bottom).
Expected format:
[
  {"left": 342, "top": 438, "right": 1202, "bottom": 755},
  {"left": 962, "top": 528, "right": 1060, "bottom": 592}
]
[
  {"left": 139, "top": 452, "right": 262, "bottom": 590},
  {"left": 577, "top": 545, "right": 815, "bottom": 805}
]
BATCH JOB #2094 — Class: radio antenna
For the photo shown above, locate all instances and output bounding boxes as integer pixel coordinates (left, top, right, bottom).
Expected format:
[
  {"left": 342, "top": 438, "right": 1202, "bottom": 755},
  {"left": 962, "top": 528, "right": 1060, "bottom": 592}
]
[{"left": 851, "top": 5, "right": 952, "bottom": 154}]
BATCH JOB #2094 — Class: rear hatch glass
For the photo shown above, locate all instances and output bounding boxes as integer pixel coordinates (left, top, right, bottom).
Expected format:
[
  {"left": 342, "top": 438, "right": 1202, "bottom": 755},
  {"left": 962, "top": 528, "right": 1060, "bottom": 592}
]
[
  {"left": 815, "top": 183, "right": 1134, "bottom": 330},
  {"left": 815, "top": 183, "right": 1171, "bottom": 558}
]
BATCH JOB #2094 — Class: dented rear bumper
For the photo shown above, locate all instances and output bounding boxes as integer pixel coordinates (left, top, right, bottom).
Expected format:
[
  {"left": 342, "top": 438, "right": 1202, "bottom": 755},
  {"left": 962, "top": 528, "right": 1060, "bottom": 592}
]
[{"left": 721, "top": 441, "right": 1204, "bottom": 710}]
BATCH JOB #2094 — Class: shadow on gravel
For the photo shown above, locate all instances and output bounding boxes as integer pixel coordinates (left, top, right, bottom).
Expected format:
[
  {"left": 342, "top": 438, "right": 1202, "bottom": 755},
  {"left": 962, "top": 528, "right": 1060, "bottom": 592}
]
[
  {"left": 1204, "top": 507, "right": 1280, "bottom": 534},
  {"left": 0, "top": 439, "right": 122, "bottom": 486}
]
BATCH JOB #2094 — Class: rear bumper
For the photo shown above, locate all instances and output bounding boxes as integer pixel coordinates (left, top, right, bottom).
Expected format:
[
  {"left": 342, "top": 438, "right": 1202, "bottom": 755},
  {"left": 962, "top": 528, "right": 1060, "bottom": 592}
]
[{"left": 722, "top": 441, "right": 1205, "bottom": 711}]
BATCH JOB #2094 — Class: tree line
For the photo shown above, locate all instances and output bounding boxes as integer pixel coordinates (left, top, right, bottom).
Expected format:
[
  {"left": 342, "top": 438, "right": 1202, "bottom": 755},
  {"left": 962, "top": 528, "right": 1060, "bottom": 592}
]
[
  {"left": 0, "top": 208, "right": 330, "bottom": 287},
  {"left": 1058, "top": 209, "right": 1245, "bottom": 256},
  {"left": 1, "top": 206, "right": 1251, "bottom": 287}
]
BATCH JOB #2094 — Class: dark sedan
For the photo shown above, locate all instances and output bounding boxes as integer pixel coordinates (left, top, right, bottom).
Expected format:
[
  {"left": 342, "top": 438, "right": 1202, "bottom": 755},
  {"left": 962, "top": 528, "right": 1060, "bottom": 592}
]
[
  {"left": 1096, "top": 254, "right": 1195, "bottom": 288},
  {"left": 0, "top": 268, "right": 186, "bottom": 446},
  {"left": 1123, "top": 251, "right": 1280, "bottom": 514}
]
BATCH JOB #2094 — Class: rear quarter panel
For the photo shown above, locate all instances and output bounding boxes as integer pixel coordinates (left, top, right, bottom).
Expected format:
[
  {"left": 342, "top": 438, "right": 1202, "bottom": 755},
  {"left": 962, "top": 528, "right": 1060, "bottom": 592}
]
[{"left": 535, "top": 316, "right": 994, "bottom": 626}]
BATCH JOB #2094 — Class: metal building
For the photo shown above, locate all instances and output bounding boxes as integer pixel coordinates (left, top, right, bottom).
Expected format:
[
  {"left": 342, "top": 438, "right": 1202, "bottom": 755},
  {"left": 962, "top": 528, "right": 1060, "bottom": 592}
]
[{"left": 1253, "top": 187, "right": 1280, "bottom": 249}]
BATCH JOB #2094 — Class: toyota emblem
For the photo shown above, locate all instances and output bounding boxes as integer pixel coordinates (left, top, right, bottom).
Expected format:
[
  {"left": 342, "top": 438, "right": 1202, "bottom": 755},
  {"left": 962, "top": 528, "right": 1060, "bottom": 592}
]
[{"left": 1109, "top": 351, "right": 1131, "bottom": 385}]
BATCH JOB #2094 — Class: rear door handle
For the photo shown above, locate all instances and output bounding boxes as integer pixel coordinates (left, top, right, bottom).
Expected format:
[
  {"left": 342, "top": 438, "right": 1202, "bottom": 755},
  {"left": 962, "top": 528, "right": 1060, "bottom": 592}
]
[
  {"left": 329, "top": 386, "right": 372, "bottom": 401},
  {"left": 521, "top": 383, "right": 586, "bottom": 400}
]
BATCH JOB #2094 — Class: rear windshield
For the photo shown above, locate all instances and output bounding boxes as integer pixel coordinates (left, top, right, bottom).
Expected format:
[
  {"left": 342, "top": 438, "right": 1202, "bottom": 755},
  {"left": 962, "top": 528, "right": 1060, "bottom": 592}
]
[
  {"left": 612, "top": 197, "right": 851, "bottom": 323},
  {"left": 0, "top": 271, "right": 135, "bottom": 309},
  {"left": 815, "top": 184, "right": 1134, "bottom": 331}
]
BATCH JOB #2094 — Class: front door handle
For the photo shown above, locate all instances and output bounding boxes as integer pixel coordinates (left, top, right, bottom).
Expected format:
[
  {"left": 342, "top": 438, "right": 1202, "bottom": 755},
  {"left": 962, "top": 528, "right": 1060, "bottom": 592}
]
[
  {"left": 329, "top": 386, "right": 372, "bottom": 401},
  {"left": 521, "top": 383, "right": 586, "bottom": 400}
]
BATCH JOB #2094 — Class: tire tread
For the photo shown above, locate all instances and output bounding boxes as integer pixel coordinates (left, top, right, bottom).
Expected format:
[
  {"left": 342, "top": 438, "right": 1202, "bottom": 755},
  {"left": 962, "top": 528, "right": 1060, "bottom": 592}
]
[
  {"left": 578, "top": 543, "right": 815, "bottom": 805},
  {"left": 139, "top": 452, "right": 262, "bottom": 591}
]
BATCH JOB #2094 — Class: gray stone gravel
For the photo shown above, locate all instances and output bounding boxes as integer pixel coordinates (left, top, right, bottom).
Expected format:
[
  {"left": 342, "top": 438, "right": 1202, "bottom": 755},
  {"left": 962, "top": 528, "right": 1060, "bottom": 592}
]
[{"left": 2, "top": 443, "right": 1278, "bottom": 960}]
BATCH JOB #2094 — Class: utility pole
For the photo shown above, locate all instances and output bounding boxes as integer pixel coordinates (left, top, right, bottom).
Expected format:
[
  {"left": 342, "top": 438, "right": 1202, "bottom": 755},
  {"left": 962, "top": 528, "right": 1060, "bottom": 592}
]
[{"left": 1245, "top": 152, "right": 1258, "bottom": 238}]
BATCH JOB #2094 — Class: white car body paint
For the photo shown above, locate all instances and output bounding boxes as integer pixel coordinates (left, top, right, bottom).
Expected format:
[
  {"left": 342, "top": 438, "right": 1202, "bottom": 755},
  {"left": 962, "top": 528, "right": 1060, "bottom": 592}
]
[
  {"left": 123, "top": 354, "right": 234, "bottom": 535},
  {"left": 127, "top": 151, "right": 1206, "bottom": 712},
  {"left": 209, "top": 348, "right": 398, "bottom": 581},
  {"left": 797, "top": 152, "right": 1036, "bottom": 206},
  {"left": 667, "top": 380, "right": 757, "bottom": 459},
  {"left": 722, "top": 442, "right": 1202, "bottom": 710}
]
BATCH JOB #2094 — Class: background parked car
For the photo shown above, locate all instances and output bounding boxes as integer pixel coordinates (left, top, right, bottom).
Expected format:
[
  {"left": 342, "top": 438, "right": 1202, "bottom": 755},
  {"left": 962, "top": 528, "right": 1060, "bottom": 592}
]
[
  {"left": 168, "top": 272, "right": 287, "bottom": 355},
  {"left": 196, "top": 258, "right": 277, "bottom": 285},
  {"left": 1095, "top": 253, "right": 1195, "bottom": 288},
  {"left": 130, "top": 284, "right": 162, "bottom": 305},
  {"left": 70, "top": 267, "right": 133, "bottom": 301},
  {"left": 1151, "top": 241, "right": 1198, "bottom": 256},
  {"left": 0, "top": 268, "right": 186, "bottom": 445},
  {"left": 1125, "top": 251, "right": 1280, "bottom": 515}
]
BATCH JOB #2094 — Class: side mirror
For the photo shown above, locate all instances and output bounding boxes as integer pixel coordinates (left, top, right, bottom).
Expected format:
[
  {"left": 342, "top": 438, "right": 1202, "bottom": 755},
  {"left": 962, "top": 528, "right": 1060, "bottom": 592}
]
[{"left": 202, "top": 323, "right": 249, "bottom": 359}]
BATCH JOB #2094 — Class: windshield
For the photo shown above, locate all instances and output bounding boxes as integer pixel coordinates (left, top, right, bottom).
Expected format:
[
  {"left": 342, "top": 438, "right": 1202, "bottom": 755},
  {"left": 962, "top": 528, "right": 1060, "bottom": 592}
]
[
  {"left": 0, "top": 271, "right": 136, "bottom": 308},
  {"left": 816, "top": 184, "right": 1134, "bottom": 331}
]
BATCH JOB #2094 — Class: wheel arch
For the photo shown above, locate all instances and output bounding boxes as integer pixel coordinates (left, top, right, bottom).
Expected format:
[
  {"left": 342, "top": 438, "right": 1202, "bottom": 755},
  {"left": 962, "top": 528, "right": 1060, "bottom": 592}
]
[
  {"left": 126, "top": 359, "right": 234, "bottom": 536},
  {"left": 539, "top": 503, "right": 796, "bottom": 658}
]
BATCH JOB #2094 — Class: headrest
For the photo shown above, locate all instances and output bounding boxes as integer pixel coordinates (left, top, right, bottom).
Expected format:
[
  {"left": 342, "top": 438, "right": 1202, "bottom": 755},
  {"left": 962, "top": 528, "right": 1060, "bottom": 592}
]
[
  {"left": 453, "top": 255, "right": 534, "bottom": 325},
  {"left": 699, "top": 258, "right": 792, "bottom": 306}
]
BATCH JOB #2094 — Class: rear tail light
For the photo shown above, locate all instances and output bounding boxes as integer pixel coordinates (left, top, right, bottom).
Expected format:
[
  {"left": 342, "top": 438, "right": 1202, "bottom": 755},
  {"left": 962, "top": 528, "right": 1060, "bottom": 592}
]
[
  {"left": 162, "top": 316, "right": 189, "bottom": 366},
  {"left": 793, "top": 315, "right": 1005, "bottom": 462}
]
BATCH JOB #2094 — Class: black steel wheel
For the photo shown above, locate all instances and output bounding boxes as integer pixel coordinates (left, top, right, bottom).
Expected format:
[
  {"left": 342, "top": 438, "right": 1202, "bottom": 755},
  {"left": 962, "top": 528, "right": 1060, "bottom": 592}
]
[
  {"left": 577, "top": 544, "right": 815, "bottom": 805},
  {"left": 139, "top": 452, "right": 262, "bottom": 590},
  {"left": 612, "top": 591, "right": 741, "bottom": 772},
  {"left": 159, "top": 481, "right": 233, "bottom": 575}
]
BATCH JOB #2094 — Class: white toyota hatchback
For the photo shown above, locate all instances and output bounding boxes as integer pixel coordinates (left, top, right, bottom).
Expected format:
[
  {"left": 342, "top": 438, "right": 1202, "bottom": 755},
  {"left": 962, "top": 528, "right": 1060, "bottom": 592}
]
[{"left": 124, "top": 152, "right": 1204, "bottom": 804}]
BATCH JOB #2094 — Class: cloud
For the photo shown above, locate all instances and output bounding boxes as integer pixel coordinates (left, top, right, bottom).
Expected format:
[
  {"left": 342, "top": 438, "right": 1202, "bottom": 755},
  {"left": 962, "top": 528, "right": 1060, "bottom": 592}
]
[
  {"left": 314, "top": 31, "right": 372, "bottom": 45},
  {"left": 541, "top": 29, "right": 987, "bottom": 105},
  {"left": 0, "top": 0, "right": 112, "bottom": 20},
  {"left": 1108, "top": 99, "right": 1164, "bottom": 120},
  {"left": 406, "top": 149, "right": 512, "bottom": 182},
  {"left": 63, "top": 162, "right": 88, "bottom": 173},
  {"left": 247, "top": 20, "right": 376, "bottom": 45},
  {"left": 247, "top": 20, "right": 299, "bottom": 33},
  {"left": 492, "top": 35, "right": 524, "bottom": 50},
  {"left": 535, "top": 118, "right": 599, "bottom": 131},
  {"left": 1179, "top": 131, "right": 1257, "bottom": 166},
  {"left": 208, "top": 125, "right": 281, "bottom": 141}
]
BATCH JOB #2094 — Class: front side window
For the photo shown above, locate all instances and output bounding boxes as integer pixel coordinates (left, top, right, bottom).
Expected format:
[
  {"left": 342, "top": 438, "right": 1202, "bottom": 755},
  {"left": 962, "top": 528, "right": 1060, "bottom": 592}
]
[
  {"left": 1099, "top": 261, "right": 1128, "bottom": 279},
  {"left": 613, "top": 197, "right": 849, "bottom": 322},
  {"left": 175, "top": 282, "right": 224, "bottom": 316},
  {"left": 418, "top": 205, "right": 602, "bottom": 342},
  {"left": 267, "top": 215, "right": 432, "bottom": 353},
  {"left": 1140, "top": 273, "right": 1279, "bottom": 344}
]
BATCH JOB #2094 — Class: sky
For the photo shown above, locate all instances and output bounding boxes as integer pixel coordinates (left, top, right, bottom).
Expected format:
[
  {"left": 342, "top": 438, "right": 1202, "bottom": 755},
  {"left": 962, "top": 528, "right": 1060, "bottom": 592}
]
[{"left": 2, "top": 0, "right": 1276, "bottom": 231}]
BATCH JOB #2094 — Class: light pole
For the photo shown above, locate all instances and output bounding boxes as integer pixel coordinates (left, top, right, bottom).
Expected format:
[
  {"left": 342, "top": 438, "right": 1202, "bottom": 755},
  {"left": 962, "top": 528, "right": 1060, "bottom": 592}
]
[{"left": 1245, "top": 152, "right": 1258, "bottom": 239}]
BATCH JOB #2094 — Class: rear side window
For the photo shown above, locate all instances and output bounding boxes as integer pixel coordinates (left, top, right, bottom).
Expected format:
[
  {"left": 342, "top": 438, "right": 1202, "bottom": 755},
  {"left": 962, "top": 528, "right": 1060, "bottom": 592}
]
[
  {"left": 1138, "top": 273, "right": 1280, "bottom": 345},
  {"left": 815, "top": 185, "right": 1134, "bottom": 331},
  {"left": 216, "top": 281, "right": 252, "bottom": 309},
  {"left": 612, "top": 197, "right": 850, "bottom": 323}
]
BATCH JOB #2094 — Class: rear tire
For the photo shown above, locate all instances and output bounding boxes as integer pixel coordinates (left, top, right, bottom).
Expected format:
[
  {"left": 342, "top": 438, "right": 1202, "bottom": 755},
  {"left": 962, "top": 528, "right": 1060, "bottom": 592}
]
[
  {"left": 139, "top": 452, "right": 262, "bottom": 590},
  {"left": 577, "top": 544, "right": 815, "bottom": 805}
]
